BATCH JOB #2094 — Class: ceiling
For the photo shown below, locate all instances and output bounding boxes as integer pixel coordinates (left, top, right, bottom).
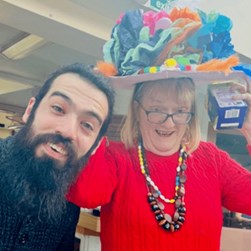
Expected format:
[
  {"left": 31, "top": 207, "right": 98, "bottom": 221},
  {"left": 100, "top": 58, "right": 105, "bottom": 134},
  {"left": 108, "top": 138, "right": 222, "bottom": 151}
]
[{"left": 0, "top": 0, "right": 250, "bottom": 116}]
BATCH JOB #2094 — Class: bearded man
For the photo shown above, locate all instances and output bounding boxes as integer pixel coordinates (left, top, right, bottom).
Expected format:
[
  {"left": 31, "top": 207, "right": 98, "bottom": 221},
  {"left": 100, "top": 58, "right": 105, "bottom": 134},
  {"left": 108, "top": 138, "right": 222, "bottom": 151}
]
[{"left": 0, "top": 63, "right": 114, "bottom": 251}]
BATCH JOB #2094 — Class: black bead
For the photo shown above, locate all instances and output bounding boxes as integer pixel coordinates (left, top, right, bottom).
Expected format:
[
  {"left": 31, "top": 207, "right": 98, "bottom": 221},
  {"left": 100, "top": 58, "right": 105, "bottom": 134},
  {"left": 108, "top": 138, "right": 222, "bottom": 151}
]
[
  {"left": 148, "top": 195, "right": 155, "bottom": 203},
  {"left": 178, "top": 216, "right": 185, "bottom": 223},
  {"left": 155, "top": 213, "right": 164, "bottom": 221},
  {"left": 151, "top": 204, "right": 160, "bottom": 212},
  {"left": 162, "top": 222, "right": 171, "bottom": 231},
  {"left": 182, "top": 152, "right": 188, "bottom": 159},
  {"left": 180, "top": 163, "right": 187, "bottom": 171},
  {"left": 178, "top": 206, "right": 186, "bottom": 213}
]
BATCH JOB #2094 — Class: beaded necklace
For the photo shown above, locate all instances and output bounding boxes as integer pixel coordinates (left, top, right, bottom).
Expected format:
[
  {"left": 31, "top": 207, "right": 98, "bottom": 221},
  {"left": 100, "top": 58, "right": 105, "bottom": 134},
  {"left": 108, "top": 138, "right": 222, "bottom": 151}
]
[{"left": 137, "top": 139, "right": 188, "bottom": 232}]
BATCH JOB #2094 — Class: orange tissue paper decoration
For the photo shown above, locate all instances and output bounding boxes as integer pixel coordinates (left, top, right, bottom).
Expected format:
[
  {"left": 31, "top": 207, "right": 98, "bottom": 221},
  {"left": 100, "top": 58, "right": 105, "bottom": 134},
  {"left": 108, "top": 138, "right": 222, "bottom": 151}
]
[
  {"left": 169, "top": 7, "right": 201, "bottom": 22},
  {"left": 96, "top": 61, "right": 118, "bottom": 77},
  {"left": 196, "top": 55, "right": 240, "bottom": 73}
]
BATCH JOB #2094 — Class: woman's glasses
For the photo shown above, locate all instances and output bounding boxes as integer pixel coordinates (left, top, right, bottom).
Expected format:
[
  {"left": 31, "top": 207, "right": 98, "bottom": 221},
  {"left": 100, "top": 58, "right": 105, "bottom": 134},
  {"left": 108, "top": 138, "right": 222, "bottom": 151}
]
[{"left": 137, "top": 101, "right": 194, "bottom": 125}]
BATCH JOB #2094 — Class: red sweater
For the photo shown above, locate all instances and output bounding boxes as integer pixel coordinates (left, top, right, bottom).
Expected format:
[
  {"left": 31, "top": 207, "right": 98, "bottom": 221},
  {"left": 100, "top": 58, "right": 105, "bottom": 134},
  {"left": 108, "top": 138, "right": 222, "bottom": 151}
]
[{"left": 68, "top": 140, "right": 251, "bottom": 251}]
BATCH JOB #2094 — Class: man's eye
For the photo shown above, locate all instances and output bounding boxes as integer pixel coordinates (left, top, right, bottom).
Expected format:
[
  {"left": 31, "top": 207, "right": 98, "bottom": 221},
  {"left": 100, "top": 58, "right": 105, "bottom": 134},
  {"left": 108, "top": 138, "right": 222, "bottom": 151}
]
[
  {"left": 81, "top": 122, "right": 94, "bottom": 131},
  {"left": 52, "top": 105, "right": 64, "bottom": 114}
]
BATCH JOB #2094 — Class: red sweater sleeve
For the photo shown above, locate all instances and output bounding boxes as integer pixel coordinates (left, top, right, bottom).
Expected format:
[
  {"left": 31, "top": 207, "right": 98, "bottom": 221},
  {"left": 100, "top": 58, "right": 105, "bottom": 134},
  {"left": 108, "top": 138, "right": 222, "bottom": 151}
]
[
  {"left": 67, "top": 138, "right": 118, "bottom": 208},
  {"left": 211, "top": 143, "right": 251, "bottom": 214}
]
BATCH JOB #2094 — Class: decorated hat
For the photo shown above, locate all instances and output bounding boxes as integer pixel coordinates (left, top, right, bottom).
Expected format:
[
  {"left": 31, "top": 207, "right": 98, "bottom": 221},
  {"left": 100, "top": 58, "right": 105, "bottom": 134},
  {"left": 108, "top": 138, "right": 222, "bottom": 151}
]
[{"left": 97, "top": 7, "right": 251, "bottom": 89}]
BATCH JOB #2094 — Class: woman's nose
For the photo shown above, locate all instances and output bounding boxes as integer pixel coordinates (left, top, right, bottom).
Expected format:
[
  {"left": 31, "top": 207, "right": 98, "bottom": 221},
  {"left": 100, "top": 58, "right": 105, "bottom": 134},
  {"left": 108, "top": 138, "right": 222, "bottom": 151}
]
[{"left": 162, "top": 115, "right": 175, "bottom": 126}]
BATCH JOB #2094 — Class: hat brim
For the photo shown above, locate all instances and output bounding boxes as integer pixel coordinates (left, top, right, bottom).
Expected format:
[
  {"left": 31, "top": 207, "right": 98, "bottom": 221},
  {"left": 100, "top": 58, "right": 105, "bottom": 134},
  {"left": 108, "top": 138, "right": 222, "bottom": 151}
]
[{"left": 109, "top": 70, "right": 250, "bottom": 89}]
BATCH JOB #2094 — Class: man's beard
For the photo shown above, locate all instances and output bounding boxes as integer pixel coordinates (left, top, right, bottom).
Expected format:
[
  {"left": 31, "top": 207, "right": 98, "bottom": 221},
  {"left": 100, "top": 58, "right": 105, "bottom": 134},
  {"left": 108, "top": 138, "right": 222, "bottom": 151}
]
[{"left": 2, "top": 123, "right": 93, "bottom": 221}]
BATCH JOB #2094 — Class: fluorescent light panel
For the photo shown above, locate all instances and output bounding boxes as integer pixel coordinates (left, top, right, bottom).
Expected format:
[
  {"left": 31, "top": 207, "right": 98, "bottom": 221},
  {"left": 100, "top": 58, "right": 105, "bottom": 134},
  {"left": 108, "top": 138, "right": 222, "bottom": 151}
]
[
  {"left": 1, "top": 34, "right": 46, "bottom": 60},
  {"left": 0, "top": 78, "right": 32, "bottom": 95}
]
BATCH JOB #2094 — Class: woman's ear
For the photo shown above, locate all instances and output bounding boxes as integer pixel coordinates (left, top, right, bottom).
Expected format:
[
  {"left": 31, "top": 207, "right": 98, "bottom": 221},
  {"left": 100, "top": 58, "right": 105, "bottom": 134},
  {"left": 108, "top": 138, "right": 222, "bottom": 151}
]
[{"left": 22, "top": 97, "right": 36, "bottom": 123}]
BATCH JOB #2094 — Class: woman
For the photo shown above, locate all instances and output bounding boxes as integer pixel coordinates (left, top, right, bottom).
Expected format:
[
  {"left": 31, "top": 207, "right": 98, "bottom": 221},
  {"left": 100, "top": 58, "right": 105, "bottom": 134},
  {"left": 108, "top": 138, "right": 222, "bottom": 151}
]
[{"left": 68, "top": 76, "right": 251, "bottom": 251}]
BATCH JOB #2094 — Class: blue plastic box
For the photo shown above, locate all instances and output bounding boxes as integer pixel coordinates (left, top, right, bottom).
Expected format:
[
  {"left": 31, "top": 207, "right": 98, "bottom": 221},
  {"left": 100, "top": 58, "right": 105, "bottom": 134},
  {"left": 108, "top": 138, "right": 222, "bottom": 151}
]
[{"left": 208, "top": 83, "right": 248, "bottom": 130}]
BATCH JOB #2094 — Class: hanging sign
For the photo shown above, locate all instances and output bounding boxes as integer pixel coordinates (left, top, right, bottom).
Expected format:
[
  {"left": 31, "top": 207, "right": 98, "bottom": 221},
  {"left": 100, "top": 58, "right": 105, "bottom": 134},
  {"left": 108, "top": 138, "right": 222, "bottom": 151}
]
[
  {"left": 142, "top": 0, "right": 200, "bottom": 11},
  {"left": 149, "top": 0, "right": 177, "bottom": 11}
]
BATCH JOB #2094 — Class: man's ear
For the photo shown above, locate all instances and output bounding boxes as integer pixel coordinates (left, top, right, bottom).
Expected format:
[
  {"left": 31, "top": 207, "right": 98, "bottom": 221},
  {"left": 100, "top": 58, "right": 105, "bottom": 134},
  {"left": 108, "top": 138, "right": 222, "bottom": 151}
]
[{"left": 22, "top": 97, "right": 36, "bottom": 123}]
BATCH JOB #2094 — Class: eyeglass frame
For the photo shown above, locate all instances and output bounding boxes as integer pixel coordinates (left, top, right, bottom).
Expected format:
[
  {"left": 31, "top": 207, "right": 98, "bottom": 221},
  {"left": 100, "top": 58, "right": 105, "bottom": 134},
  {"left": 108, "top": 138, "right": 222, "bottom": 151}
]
[{"left": 136, "top": 101, "right": 194, "bottom": 125}]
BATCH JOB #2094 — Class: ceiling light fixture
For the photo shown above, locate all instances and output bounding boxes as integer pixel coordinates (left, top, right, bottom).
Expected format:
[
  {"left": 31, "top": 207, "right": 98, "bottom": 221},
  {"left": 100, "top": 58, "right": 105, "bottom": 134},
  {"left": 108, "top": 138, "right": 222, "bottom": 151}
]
[
  {"left": 0, "top": 77, "right": 32, "bottom": 95},
  {"left": 0, "top": 33, "right": 47, "bottom": 60}
]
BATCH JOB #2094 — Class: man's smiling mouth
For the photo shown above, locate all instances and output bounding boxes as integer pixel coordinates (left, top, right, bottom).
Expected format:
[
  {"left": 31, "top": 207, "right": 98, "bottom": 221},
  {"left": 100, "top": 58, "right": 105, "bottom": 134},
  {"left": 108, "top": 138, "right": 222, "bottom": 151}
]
[{"left": 48, "top": 142, "right": 67, "bottom": 156}]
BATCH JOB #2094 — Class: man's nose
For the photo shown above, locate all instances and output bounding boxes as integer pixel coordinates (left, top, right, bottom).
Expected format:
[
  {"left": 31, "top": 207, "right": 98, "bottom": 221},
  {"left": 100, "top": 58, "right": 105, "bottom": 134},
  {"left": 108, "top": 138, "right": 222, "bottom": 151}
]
[{"left": 55, "top": 119, "right": 78, "bottom": 141}]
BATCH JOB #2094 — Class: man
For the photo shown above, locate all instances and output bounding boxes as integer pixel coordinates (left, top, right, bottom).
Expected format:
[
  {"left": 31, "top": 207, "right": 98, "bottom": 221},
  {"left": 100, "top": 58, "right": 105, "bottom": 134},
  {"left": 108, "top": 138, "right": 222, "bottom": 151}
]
[{"left": 0, "top": 63, "right": 114, "bottom": 250}]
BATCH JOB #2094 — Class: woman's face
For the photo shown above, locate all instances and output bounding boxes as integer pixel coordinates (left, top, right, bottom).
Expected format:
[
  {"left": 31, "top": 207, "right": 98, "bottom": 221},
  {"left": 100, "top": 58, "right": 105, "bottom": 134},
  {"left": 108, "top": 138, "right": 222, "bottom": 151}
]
[{"left": 137, "top": 81, "right": 192, "bottom": 156}]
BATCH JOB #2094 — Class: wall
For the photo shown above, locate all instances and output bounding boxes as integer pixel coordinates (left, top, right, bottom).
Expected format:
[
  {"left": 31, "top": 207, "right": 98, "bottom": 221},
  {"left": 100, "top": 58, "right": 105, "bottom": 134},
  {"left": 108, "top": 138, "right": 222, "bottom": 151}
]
[{"left": 0, "top": 112, "right": 14, "bottom": 138}]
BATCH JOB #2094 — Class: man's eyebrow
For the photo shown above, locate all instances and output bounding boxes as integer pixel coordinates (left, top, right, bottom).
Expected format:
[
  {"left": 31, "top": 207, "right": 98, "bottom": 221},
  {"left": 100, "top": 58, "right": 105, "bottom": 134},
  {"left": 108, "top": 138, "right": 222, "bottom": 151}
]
[
  {"left": 50, "top": 91, "right": 104, "bottom": 126},
  {"left": 50, "top": 91, "right": 72, "bottom": 103}
]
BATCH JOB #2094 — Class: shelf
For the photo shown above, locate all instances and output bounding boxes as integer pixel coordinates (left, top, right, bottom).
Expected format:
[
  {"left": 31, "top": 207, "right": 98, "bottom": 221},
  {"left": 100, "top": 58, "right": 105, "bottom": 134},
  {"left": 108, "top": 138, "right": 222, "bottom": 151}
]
[{"left": 77, "top": 211, "right": 100, "bottom": 233}]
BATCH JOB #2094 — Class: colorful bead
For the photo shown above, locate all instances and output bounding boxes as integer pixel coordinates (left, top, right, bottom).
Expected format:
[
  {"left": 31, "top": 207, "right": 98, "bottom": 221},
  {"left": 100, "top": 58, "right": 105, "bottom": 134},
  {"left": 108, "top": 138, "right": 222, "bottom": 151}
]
[
  {"left": 169, "top": 199, "right": 175, "bottom": 204},
  {"left": 149, "top": 66, "right": 159, "bottom": 73},
  {"left": 164, "top": 58, "right": 177, "bottom": 68},
  {"left": 143, "top": 66, "right": 160, "bottom": 73}
]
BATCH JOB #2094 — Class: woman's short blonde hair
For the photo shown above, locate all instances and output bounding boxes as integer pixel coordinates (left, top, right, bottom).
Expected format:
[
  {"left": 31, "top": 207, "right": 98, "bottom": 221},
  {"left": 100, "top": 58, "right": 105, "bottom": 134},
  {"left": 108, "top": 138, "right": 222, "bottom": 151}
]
[{"left": 121, "top": 77, "right": 201, "bottom": 153}]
